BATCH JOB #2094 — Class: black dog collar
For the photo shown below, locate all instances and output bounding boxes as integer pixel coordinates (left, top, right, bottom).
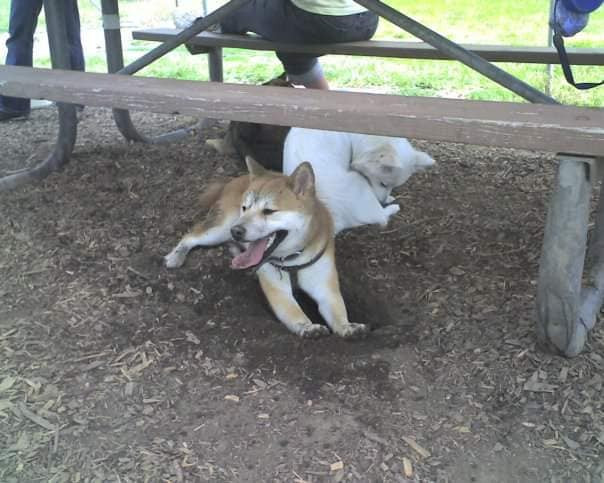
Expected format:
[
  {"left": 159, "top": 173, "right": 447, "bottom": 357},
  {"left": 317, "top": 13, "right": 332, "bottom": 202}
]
[{"left": 269, "top": 243, "right": 328, "bottom": 273}]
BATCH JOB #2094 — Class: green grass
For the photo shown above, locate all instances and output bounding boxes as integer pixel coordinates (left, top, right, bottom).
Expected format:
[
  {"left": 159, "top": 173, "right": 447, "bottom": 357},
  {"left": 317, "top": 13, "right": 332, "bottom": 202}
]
[
  {"left": 0, "top": 0, "right": 8, "bottom": 31},
  {"left": 1, "top": 0, "right": 603, "bottom": 105}
]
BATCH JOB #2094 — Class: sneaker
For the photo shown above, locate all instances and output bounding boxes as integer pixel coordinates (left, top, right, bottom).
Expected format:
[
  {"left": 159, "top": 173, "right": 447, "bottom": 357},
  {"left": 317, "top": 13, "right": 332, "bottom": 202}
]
[
  {"left": 31, "top": 99, "right": 53, "bottom": 110},
  {"left": 172, "top": 8, "right": 222, "bottom": 33},
  {"left": 174, "top": 12, "right": 222, "bottom": 54},
  {"left": 0, "top": 110, "right": 29, "bottom": 122},
  {"left": 172, "top": 7, "right": 198, "bottom": 29}
]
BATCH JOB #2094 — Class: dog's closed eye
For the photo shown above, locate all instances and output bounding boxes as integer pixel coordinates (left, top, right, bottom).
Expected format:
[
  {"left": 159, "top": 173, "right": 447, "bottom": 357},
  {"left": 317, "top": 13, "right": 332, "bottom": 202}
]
[{"left": 262, "top": 208, "right": 277, "bottom": 215}]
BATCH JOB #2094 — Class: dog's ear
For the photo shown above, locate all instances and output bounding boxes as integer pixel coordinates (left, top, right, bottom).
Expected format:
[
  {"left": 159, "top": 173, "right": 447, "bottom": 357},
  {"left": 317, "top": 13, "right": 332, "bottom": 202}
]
[
  {"left": 245, "top": 155, "right": 267, "bottom": 177},
  {"left": 289, "top": 162, "right": 315, "bottom": 196},
  {"left": 413, "top": 151, "right": 436, "bottom": 171}
]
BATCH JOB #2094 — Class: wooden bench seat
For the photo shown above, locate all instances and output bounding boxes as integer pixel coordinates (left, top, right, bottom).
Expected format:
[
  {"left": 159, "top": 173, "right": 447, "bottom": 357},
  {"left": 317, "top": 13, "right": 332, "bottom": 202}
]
[
  {"left": 132, "top": 28, "right": 604, "bottom": 66},
  {"left": 1, "top": 65, "right": 603, "bottom": 157}
]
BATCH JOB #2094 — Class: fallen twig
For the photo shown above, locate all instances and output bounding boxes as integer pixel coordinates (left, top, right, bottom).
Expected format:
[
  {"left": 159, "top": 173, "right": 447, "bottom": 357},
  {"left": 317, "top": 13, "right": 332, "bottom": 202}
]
[
  {"left": 402, "top": 436, "right": 431, "bottom": 459},
  {"left": 127, "top": 266, "right": 150, "bottom": 280},
  {"left": 17, "top": 402, "right": 57, "bottom": 431}
]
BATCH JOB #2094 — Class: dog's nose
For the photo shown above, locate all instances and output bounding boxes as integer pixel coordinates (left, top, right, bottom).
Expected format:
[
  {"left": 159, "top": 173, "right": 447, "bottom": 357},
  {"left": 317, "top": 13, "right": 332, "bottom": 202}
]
[{"left": 231, "top": 225, "right": 246, "bottom": 241}]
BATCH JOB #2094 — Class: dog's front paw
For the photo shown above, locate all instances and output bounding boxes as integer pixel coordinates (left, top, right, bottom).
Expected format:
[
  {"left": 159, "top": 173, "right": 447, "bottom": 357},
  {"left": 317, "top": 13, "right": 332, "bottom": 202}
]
[
  {"left": 339, "top": 323, "right": 370, "bottom": 339},
  {"left": 336, "top": 323, "right": 369, "bottom": 339},
  {"left": 205, "top": 138, "right": 236, "bottom": 155},
  {"left": 381, "top": 203, "right": 400, "bottom": 226},
  {"left": 299, "top": 324, "right": 330, "bottom": 339},
  {"left": 164, "top": 249, "right": 187, "bottom": 268},
  {"left": 205, "top": 138, "right": 226, "bottom": 154},
  {"left": 384, "top": 203, "right": 400, "bottom": 217}
]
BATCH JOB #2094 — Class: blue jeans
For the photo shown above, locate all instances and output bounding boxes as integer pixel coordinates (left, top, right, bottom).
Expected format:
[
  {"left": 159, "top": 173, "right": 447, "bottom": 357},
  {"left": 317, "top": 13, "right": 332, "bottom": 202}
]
[
  {"left": 1, "top": 0, "right": 85, "bottom": 114},
  {"left": 220, "top": 0, "right": 378, "bottom": 75}
]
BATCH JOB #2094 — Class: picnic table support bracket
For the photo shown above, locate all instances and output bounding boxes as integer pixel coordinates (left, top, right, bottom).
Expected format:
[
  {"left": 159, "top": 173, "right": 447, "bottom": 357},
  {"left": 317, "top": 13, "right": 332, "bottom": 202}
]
[
  {"left": 537, "top": 156, "right": 604, "bottom": 357},
  {"left": 100, "top": 0, "right": 245, "bottom": 143},
  {"left": 0, "top": 0, "right": 77, "bottom": 192},
  {"left": 101, "top": 0, "right": 204, "bottom": 144}
]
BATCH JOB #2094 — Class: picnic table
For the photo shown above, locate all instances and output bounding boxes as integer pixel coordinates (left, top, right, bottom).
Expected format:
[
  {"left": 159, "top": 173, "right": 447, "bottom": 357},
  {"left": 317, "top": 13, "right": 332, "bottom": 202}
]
[{"left": 1, "top": 0, "right": 603, "bottom": 357}]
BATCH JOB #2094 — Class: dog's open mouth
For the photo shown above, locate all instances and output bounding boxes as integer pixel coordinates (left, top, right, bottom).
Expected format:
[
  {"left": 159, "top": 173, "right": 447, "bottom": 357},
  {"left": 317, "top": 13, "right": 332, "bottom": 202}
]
[{"left": 231, "top": 230, "right": 288, "bottom": 270}]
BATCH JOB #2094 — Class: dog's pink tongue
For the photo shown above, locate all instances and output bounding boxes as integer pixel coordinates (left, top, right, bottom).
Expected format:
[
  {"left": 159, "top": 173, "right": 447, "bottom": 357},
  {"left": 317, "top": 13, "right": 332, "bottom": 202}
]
[{"left": 231, "top": 237, "right": 269, "bottom": 269}]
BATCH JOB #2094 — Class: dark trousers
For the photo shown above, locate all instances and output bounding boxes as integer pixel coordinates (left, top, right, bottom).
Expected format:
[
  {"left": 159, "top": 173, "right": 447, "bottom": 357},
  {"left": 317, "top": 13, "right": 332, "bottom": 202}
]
[
  {"left": 1, "top": 0, "right": 85, "bottom": 114},
  {"left": 220, "top": 0, "right": 378, "bottom": 75}
]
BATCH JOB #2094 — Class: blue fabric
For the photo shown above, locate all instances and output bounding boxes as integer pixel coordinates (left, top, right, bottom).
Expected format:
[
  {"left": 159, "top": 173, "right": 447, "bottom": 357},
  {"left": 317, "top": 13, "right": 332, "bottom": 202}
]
[
  {"left": 561, "top": 0, "right": 603, "bottom": 14},
  {"left": 555, "top": 0, "right": 590, "bottom": 36},
  {"left": 1, "top": 0, "right": 84, "bottom": 114}
]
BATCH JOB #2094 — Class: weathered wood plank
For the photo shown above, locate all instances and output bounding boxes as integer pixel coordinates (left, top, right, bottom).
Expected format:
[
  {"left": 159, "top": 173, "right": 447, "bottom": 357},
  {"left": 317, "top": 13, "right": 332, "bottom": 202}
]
[
  {"left": 132, "top": 29, "right": 604, "bottom": 66},
  {"left": 1, "top": 65, "right": 603, "bottom": 156}
]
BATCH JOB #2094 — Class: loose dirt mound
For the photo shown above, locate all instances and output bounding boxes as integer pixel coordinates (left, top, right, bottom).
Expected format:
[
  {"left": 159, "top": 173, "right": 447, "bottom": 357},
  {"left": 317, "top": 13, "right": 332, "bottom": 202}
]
[{"left": 1, "top": 107, "right": 603, "bottom": 482}]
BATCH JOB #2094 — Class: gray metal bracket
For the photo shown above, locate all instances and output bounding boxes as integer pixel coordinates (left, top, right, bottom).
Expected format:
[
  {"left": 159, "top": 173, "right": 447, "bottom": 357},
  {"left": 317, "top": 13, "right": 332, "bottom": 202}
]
[
  {"left": 100, "top": 0, "right": 236, "bottom": 143},
  {"left": 537, "top": 155, "right": 604, "bottom": 356}
]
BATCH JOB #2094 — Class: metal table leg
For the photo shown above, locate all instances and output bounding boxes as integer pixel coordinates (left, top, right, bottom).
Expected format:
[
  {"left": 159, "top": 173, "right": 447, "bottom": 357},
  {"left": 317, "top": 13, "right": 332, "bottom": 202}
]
[
  {"left": 101, "top": 0, "right": 197, "bottom": 143},
  {"left": 0, "top": 0, "right": 77, "bottom": 191},
  {"left": 537, "top": 157, "right": 593, "bottom": 356},
  {"left": 208, "top": 47, "right": 224, "bottom": 82},
  {"left": 580, "top": 169, "right": 604, "bottom": 330},
  {"left": 101, "top": 0, "right": 246, "bottom": 143},
  {"left": 537, "top": 156, "right": 604, "bottom": 356}
]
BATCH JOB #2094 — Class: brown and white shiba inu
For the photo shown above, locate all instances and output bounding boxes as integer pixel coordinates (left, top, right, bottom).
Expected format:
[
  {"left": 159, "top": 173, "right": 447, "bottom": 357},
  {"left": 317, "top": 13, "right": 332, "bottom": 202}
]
[{"left": 164, "top": 157, "right": 369, "bottom": 339}]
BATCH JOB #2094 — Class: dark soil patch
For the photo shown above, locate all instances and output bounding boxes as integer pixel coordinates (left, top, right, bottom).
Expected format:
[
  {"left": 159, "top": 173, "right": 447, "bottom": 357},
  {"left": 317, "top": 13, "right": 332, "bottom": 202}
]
[{"left": 1, "top": 107, "right": 603, "bottom": 482}]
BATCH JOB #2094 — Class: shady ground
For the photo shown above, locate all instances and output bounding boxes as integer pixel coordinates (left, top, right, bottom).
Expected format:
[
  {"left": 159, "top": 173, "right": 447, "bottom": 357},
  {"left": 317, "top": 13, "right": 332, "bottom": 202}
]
[{"left": 1, "top": 107, "right": 603, "bottom": 482}]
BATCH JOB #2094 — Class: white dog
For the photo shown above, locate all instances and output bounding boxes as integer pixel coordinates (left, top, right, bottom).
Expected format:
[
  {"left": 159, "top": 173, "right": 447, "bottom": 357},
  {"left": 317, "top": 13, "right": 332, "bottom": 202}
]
[{"left": 283, "top": 128, "right": 435, "bottom": 233}]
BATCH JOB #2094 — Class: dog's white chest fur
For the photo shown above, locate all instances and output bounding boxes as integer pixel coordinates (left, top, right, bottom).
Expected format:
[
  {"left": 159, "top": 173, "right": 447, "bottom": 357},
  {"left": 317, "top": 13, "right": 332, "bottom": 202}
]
[{"left": 283, "top": 128, "right": 435, "bottom": 234}]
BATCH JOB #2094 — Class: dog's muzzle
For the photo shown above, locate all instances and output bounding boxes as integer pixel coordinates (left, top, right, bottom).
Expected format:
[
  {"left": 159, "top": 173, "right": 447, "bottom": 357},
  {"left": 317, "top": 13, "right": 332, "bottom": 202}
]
[{"left": 230, "top": 229, "right": 288, "bottom": 270}]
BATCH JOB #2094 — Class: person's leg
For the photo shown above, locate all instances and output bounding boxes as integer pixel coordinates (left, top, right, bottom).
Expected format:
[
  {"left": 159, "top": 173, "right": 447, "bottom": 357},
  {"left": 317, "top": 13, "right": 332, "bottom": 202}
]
[
  {"left": 220, "top": 1, "right": 328, "bottom": 89},
  {"left": 64, "top": 0, "right": 85, "bottom": 72},
  {"left": 276, "top": 54, "right": 329, "bottom": 89},
  {"left": 277, "top": 7, "right": 378, "bottom": 89},
  {"left": 220, "top": 1, "right": 378, "bottom": 90},
  {"left": 304, "top": 75, "right": 329, "bottom": 90},
  {"left": 1, "top": 0, "right": 43, "bottom": 117}
]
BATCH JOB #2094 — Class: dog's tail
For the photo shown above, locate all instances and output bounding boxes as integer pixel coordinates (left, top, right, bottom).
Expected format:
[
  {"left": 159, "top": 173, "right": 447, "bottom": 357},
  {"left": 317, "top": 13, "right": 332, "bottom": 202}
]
[{"left": 199, "top": 181, "right": 227, "bottom": 211}]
